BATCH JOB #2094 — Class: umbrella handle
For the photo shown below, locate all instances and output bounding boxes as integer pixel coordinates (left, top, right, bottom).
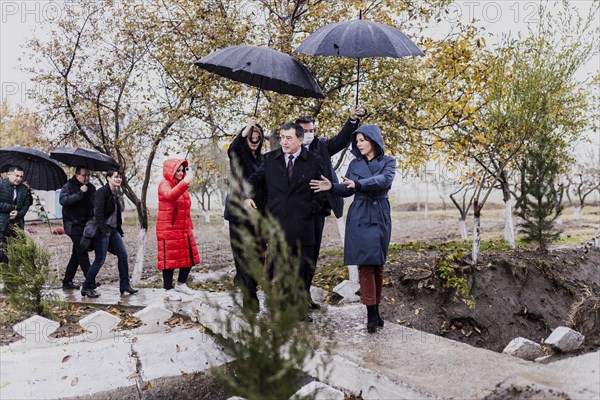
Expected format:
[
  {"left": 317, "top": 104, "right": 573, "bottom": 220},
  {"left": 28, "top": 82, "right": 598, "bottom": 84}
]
[
  {"left": 355, "top": 9, "right": 362, "bottom": 106},
  {"left": 254, "top": 88, "right": 262, "bottom": 117},
  {"left": 355, "top": 57, "right": 360, "bottom": 106}
]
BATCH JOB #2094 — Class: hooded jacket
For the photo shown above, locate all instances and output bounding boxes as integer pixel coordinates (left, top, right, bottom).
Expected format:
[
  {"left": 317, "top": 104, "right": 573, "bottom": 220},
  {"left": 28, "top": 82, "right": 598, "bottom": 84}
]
[
  {"left": 331, "top": 124, "right": 396, "bottom": 265},
  {"left": 156, "top": 159, "right": 200, "bottom": 270}
]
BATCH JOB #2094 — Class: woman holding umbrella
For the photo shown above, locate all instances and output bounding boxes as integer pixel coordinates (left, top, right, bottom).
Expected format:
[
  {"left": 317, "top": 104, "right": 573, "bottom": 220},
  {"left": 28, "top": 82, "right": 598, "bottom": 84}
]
[
  {"left": 156, "top": 159, "right": 200, "bottom": 301},
  {"left": 310, "top": 125, "right": 396, "bottom": 333},
  {"left": 224, "top": 117, "right": 266, "bottom": 312}
]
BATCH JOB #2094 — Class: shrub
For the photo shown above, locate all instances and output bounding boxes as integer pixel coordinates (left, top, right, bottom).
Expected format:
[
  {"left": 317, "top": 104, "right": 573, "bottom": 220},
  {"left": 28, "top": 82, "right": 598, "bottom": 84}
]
[{"left": 0, "top": 229, "right": 62, "bottom": 320}]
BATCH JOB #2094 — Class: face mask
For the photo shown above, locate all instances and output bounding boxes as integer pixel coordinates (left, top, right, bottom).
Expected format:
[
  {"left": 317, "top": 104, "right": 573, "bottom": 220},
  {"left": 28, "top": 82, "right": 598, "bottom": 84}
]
[{"left": 303, "top": 132, "right": 314, "bottom": 147}]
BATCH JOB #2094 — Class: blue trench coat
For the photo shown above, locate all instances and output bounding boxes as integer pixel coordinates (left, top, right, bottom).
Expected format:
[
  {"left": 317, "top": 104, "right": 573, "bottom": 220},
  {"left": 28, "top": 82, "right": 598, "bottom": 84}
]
[{"left": 331, "top": 125, "right": 396, "bottom": 265}]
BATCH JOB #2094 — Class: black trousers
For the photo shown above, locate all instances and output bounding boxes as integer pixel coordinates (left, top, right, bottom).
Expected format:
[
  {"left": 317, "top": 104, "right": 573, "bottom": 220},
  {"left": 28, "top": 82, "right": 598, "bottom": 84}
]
[
  {"left": 229, "top": 222, "right": 259, "bottom": 303},
  {"left": 308, "top": 212, "right": 327, "bottom": 287},
  {"left": 162, "top": 267, "right": 192, "bottom": 290},
  {"left": 63, "top": 233, "right": 90, "bottom": 284},
  {"left": 0, "top": 224, "right": 18, "bottom": 265},
  {"left": 269, "top": 244, "right": 314, "bottom": 294}
]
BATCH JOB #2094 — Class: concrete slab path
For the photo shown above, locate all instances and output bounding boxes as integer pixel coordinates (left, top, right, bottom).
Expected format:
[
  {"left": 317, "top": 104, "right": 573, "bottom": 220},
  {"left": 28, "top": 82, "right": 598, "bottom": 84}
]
[{"left": 2, "top": 288, "right": 598, "bottom": 399}]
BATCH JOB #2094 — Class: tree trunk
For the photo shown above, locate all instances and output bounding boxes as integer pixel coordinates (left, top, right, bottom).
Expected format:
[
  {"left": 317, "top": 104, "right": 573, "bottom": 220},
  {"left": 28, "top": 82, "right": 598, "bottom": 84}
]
[
  {"left": 336, "top": 217, "right": 358, "bottom": 283},
  {"left": 458, "top": 217, "right": 468, "bottom": 240},
  {"left": 504, "top": 198, "right": 516, "bottom": 248},
  {"left": 424, "top": 183, "right": 429, "bottom": 219},
  {"left": 472, "top": 215, "right": 481, "bottom": 265},
  {"left": 131, "top": 228, "right": 147, "bottom": 285},
  {"left": 594, "top": 228, "right": 599, "bottom": 248},
  {"left": 203, "top": 210, "right": 211, "bottom": 223}
]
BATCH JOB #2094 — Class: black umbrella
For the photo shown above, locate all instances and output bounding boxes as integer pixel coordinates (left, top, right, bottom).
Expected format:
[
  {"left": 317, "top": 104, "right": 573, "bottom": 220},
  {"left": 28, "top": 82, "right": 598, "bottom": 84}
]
[
  {"left": 195, "top": 45, "right": 325, "bottom": 116},
  {"left": 294, "top": 12, "right": 424, "bottom": 104},
  {"left": 0, "top": 146, "right": 67, "bottom": 191},
  {"left": 50, "top": 147, "right": 119, "bottom": 172}
]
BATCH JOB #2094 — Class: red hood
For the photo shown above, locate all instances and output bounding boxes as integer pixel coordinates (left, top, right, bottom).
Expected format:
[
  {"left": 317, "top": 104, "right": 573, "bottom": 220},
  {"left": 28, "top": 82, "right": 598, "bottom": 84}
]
[{"left": 163, "top": 159, "right": 188, "bottom": 184}]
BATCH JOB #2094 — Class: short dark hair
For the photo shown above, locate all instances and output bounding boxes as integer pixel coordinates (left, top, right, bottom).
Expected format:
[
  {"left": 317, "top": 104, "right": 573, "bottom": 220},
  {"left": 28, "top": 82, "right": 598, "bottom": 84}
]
[
  {"left": 0, "top": 164, "right": 11, "bottom": 173},
  {"left": 106, "top": 169, "right": 121, "bottom": 179},
  {"left": 280, "top": 122, "right": 304, "bottom": 138},
  {"left": 75, "top": 166, "right": 88, "bottom": 175},
  {"left": 8, "top": 165, "right": 23, "bottom": 173},
  {"left": 294, "top": 116, "right": 313, "bottom": 125}
]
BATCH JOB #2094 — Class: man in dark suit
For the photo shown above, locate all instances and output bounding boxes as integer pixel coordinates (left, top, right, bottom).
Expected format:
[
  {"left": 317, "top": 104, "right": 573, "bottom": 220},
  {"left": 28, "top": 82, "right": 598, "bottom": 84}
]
[
  {"left": 244, "top": 122, "right": 324, "bottom": 306},
  {"left": 59, "top": 166, "right": 96, "bottom": 290},
  {"left": 295, "top": 104, "right": 361, "bottom": 308},
  {"left": 0, "top": 165, "right": 32, "bottom": 264}
]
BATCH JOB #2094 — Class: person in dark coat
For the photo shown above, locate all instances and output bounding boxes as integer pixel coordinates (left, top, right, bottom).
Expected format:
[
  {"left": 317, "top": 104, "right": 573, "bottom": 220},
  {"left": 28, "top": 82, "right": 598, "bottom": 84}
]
[
  {"left": 225, "top": 117, "right": 265, "bottom": 311},
  {"left": 59, "top": 167, "right": 96, "bottom": 290},
  {"left": 295, "top": 104, "right": 361, "bottom": 308},
  {"left": 0, "top": 165, "right": 32, "bottom": 264},
  {"left": 81, "top": 169, "right": 137, "bottom": 298},
  {"left": 311, "top": 124, "right": 396, "bottom": 333},
  {"left": 244, "top": 122, "right": 324, "bottom": 308}
]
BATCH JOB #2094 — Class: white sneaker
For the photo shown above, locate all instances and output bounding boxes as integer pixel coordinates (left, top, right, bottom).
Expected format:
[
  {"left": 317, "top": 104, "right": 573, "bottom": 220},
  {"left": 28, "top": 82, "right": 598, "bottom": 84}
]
[
  {"left": 164, "top": 289, "right": 182, "bottom": 301},
  {"left": 174, "top": 283, "right": 196, "bottom": 296}
]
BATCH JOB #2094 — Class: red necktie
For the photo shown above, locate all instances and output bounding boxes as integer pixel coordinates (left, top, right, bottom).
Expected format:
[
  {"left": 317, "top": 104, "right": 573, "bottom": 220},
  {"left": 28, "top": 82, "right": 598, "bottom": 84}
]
[{"left": 287, "top": 155, "right": 294, "bottom": 179}]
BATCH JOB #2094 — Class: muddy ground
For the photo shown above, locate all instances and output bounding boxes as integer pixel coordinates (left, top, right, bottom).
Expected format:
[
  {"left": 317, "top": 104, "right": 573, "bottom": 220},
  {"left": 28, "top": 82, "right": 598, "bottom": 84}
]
[{"left": 1, "top": 205, "right": 599, "bottom": 399}]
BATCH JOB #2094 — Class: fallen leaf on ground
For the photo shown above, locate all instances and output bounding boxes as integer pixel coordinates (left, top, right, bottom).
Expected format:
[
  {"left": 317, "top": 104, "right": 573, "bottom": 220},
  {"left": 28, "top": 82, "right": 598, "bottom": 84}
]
[
  {"left": 61, "top": 355, "right": 71, "bottom": 363},
  {"left": 71, "top": 377, "right": 78, "bottom": 386},
  {"left": 415, "top": 307, "right": 424, "bottom": 315},
  {"left": 0, "top": 381, "right": 9, "bottom": 388},
  {"left": 176, "top": 344, "right": 180, "bottom": 352},
  {"left": 127, "top": 373, "right": 139, "bottom": 380}
]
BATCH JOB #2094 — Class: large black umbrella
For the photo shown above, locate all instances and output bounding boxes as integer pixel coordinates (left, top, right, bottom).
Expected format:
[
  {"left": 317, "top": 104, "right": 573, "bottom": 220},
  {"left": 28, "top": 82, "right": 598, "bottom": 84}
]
[
  {"left": 0, "top": 146, "right": 67, "bottom": 191},
  {"left": 195, "top": 45, "right": 324, "bottom": 116},
  {"left": 50, "top": 147, "right": 119, "bottom": 171},
  {"left": 294, "top": 13, "right": 424, "bottom": 104}
]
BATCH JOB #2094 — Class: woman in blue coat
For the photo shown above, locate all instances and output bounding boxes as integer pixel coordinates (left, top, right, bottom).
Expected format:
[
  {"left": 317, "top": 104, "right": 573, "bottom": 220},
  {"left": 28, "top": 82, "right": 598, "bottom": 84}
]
[{"left": 311, "top": 124, "right": 396, "bottom": 333}]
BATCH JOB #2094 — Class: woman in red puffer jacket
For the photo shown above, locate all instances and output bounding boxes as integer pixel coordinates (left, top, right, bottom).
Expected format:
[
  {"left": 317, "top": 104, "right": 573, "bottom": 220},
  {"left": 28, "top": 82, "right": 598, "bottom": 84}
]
[{"left": 156, "top": 159, "right": 200, "bottom": 301}]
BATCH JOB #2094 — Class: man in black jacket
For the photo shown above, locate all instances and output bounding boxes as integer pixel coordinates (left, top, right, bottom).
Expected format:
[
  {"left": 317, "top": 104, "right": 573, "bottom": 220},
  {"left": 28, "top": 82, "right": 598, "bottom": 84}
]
[
  {"left": 295, "top": 105, "right": 361, "bottom": 308},
  {"left": 59, "top": 167, "right": 96, "bottom": 290},
  {"left": 0, "top": 165, "right": 31, "bottom": 264},
  {"left": 245, "top": 122, "right": 324, "bottom": 308}
]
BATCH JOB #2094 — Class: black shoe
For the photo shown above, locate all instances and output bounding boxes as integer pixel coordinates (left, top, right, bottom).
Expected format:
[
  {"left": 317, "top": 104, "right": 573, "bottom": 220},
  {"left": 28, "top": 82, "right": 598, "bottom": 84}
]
[
  {"left": 91, "top": 282, "right": 101, "bottom": 290},
  {"left": 62, "top": 282, "right": 80, "bottom": 290},
  {"left": 81, "top": 288, "right": 100, "bottom": 298},
  {"left": 120, "top": 285, "right": 139, "bottom": 295},
  {"left": 308, "top": 298, "right": 321, "bottom": 310},
  {"left": 367, "top": 305, "right": 378, "bottom": 333}
]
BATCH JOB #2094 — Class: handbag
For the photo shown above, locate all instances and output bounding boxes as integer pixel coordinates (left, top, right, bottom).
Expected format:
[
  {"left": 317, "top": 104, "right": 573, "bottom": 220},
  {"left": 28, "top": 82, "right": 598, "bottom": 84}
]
[{"left": 83, "top": 219, "right": 99, "bottom": 239}]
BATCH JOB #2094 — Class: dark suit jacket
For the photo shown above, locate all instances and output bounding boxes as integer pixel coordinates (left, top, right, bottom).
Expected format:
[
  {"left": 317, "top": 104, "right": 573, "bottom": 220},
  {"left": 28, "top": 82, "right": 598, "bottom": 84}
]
[
  {"left": 0, "top": 180, "right": 32, "bottom": 232},
  {"left": 248, "top": 147, "right": 324, "bottom": 247}
]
